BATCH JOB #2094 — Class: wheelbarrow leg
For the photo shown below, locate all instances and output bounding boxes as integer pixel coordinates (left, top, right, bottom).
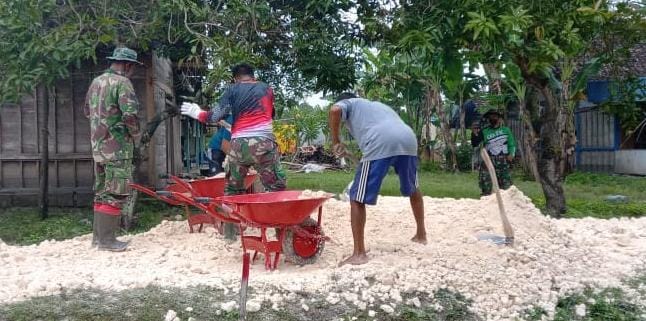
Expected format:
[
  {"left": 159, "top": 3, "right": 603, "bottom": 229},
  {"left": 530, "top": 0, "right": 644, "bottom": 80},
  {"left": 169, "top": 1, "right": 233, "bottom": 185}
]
[
  {"left": 261, "top": 227, "right": 272, "bottom": 270},
  {"left": 273, "top": 228, "right": 287, "bottom": 270},
  {"left": 184, "top": 206, "right": 195, "bottom": 233}
]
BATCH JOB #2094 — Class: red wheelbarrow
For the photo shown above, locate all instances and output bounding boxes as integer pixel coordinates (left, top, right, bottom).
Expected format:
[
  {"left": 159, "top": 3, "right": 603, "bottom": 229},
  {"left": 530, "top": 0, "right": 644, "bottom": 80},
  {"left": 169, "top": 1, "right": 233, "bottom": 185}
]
[
  {"left": 171, "top": 190, "right": 333, "bottom": 321},
  {"left": 171, "top": 190, "right": 333, "bottom": 270},
  {"left": 130, "top": 174, "right": 257, "bottom": 233}
]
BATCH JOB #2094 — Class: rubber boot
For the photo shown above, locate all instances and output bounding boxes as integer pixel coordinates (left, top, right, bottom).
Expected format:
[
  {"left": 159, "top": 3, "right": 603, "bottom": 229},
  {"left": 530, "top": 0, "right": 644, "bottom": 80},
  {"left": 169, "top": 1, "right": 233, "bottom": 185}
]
[{"left": 93, "top": 212, "right": 129, "bottom": 252}]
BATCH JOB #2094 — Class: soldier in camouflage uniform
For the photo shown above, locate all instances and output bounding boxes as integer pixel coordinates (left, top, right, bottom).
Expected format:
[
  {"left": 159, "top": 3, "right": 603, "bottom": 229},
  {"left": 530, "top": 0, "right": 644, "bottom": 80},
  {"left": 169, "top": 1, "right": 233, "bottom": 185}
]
[
  {"left": 84, "top": 47, "right": 143, "bottom": 251},
  {"left": 471, "top": 110, "right": 516, "bottom": 196},
  {"left": 181, "top": 63, "right": 286, "bottom": 239}
]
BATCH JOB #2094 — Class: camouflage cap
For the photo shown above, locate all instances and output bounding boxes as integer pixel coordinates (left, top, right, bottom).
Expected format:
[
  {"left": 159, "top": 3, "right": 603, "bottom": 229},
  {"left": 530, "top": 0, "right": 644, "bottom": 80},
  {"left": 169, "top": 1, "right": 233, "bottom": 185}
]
[{"left": 107, "top": 47, "right": 143, "bottom": 65}]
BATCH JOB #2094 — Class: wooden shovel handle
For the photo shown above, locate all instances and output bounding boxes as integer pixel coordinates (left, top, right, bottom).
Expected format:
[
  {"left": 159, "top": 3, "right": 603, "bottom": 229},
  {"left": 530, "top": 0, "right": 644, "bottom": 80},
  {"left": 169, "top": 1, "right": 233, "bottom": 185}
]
[{"left": 480, "top": 149, "right": 515, "bottom": 241}]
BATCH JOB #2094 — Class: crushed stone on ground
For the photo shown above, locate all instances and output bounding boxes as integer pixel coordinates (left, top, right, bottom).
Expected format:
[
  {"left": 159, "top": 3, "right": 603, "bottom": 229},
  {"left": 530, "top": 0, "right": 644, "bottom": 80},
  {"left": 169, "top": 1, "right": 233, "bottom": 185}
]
[{"left": 1, "top": 187, "right": 645, "bottom": 320}]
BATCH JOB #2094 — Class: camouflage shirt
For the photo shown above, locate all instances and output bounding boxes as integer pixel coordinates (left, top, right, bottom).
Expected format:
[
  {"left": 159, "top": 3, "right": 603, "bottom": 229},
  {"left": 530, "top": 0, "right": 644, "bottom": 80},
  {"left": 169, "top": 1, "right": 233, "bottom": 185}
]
[{"left": 84, "top": 69, "right": 141, "bottom": 162}]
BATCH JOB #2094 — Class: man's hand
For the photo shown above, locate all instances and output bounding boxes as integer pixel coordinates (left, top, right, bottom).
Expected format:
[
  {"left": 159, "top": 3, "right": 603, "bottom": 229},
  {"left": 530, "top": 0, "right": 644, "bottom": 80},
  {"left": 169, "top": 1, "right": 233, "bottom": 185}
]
[
  {"left": 180, "top": 102, "right": 205, "bottom": 120},
  {"left": 506, "top": 155, "right": 514, "bottom": 163},
  {"left": 332, "top": 143, "right": 347, "bottom": 157}
]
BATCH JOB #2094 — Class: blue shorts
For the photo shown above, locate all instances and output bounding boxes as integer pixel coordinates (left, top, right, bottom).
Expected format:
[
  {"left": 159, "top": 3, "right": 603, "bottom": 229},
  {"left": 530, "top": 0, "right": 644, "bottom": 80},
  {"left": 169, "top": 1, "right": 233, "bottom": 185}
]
[{"left": 349, "top": 155, "right": 419, "bottom": 205}]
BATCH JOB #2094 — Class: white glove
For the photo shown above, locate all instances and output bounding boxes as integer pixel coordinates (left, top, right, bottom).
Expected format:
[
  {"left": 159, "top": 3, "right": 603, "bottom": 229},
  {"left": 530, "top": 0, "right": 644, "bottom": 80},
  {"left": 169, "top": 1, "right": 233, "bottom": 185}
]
[{"left": 180, "top": 102, "right": 205, "bottom": 120}]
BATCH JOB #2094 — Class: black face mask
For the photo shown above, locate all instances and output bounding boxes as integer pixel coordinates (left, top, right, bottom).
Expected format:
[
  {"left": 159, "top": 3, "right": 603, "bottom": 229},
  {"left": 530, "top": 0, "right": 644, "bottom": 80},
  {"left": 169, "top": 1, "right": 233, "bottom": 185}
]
[{"left": 489, "top": 118, "right": 498, "bottom": 127}]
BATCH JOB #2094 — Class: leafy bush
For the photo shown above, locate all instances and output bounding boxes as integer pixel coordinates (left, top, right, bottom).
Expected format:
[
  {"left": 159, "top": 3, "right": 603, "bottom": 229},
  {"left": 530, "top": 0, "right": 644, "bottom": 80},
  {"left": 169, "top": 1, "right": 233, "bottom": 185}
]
[
  {"left": 283, "top": 105, "right": 327, "bottom": 146},
  {"left": 444, "top": 144, "right": 474, "bottom": 172},
  {"left": 420, "top": 160, "right": 443, "bottom": 172}
]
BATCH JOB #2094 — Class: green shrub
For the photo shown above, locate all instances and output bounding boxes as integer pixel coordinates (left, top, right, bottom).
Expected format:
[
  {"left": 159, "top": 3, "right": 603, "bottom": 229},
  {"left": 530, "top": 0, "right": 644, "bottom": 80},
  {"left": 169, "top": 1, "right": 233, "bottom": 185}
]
[
  {"left": 444, "top": 144, "right": 474, "bottom": 172},
  {"left": 420, "top": 160, "right": 443, "bottom": 172}
]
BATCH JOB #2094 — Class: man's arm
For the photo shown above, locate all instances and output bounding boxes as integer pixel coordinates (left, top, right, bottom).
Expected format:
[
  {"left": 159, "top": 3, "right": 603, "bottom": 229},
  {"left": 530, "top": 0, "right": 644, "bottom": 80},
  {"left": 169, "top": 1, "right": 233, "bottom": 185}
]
[
  {"left": 206, "top": 104, "right": 231, "bottom": 124},
  {"left": 329, "top": 105, "right": 343, "bottom": 145},
  {"left": 181, "top": 89, "right": 232, "bottom": 124},
  {"left": 119, "top": 81, "right": 141, "bottom": 140}
]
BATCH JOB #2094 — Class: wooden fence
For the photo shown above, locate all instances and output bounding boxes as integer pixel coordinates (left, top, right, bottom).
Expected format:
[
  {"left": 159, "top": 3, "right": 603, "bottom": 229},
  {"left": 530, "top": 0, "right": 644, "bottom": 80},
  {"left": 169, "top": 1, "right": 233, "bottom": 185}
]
[{"left": 0, "top": 53, "right": 181, "bottom": 207}]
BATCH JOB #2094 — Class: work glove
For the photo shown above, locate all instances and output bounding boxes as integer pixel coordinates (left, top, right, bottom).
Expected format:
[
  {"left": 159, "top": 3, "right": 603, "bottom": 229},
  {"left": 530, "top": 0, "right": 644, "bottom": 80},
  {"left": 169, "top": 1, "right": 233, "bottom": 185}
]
[{"left": 180, "top": 102, "right": 206, "bottom": 121}]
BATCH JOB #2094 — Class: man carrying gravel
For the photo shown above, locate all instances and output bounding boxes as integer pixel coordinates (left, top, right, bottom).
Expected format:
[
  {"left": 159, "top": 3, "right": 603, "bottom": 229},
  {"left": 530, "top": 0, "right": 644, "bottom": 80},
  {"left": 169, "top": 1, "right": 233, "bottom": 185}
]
[{"left": 329, "top": 93, "right": 427, "bottom": 266}]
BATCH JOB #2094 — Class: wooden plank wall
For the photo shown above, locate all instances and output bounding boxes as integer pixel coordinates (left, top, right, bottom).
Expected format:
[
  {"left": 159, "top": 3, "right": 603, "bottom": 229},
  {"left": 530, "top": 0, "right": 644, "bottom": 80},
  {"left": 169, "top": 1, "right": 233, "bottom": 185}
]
[
  {"left": 0, "top": 53, "right": 180, "bottom": 207},
  {"left": 0, "top": 83, "right": 94, "bottom": 207}
]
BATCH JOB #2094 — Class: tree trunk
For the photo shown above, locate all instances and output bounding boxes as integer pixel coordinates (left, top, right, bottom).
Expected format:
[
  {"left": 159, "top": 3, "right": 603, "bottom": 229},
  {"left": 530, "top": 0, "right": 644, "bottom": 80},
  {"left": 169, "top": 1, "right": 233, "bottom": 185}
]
[
  {"left": 483, "top": 63, "right": 502, "bottom": 95},
  {"left": 515, "top": 58, "right": 571, "bottom": 218},
  {"left": 429, "top": 85, "right": 458, "bottom": 171},
  {"left": 536, "top": 87, "right": 568, "bottom": 217},
  {"left": 38, "top": 86, "right": 50, "bottom": 220},
  {"left": 518, "top": 99, "right": 540, "bottom": 181},
  {"left": 459, "top": 93, "right": 466, "bottom": 142}
]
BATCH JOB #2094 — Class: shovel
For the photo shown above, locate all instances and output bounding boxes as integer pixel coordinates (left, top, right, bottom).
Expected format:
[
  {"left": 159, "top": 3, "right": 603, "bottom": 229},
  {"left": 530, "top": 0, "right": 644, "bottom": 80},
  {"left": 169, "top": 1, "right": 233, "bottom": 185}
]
[{"left": 477, "top": 149, "right": 514, "bottom": 246}]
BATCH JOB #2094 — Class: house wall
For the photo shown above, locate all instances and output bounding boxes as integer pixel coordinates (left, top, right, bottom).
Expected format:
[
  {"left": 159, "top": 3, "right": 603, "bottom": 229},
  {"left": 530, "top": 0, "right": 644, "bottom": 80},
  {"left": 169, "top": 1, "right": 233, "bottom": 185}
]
[
  {"left": 574, "top": 106, "right": 619, "bottom": 172},
  {"left": 0, "top": 53, "right": 180, "bottom": 207}
]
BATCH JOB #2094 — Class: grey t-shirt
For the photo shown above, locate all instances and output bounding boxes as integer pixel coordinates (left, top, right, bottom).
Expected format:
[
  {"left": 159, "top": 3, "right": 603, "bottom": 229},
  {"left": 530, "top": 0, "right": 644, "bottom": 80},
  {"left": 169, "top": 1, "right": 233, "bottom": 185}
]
[{"left": 336, "top": 98, "right": 418, "bottom": 161}]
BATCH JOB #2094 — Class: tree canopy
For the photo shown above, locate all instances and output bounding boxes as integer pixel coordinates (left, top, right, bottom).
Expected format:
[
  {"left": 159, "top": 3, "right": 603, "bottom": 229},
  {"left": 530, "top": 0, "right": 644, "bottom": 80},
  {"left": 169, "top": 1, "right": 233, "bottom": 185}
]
[
  {"left": 0, "top": 0, "right": 643, "bottom": 217},
  {"left": 0, "top": 0, "right": 366, "bottom": 103}
]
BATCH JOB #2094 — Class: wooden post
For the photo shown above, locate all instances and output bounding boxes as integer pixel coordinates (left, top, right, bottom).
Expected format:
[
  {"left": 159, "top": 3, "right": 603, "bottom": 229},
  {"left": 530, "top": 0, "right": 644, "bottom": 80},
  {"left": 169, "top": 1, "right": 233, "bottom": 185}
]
[{"left": 38, "top": 86, "right": 50, "bottom": 219}]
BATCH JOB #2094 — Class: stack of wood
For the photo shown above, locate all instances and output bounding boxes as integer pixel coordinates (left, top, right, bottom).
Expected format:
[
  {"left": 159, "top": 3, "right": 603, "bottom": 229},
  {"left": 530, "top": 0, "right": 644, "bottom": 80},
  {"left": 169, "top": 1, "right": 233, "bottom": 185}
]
[{"left": 282, "top": 145, "right": 345, "bottom": 171}]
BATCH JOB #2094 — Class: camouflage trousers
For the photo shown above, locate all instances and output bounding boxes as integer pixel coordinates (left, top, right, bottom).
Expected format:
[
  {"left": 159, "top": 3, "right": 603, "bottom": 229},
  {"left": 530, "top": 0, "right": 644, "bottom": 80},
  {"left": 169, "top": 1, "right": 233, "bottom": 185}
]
[
  {"left": 94, "top": 160, "right": 134, "bottom": 209},
  {"left": 478, "top": 155, "right": 512, "bottom": 196},
  {"left": 225, "top": 137, "right": 286, "bottom": 195}
]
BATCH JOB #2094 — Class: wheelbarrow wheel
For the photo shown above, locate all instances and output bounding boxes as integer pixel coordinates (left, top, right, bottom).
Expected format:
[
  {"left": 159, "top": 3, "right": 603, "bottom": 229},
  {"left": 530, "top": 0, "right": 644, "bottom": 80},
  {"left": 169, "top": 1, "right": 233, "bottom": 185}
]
[{"left": 282, "top": 218, "right": 325, "bottom": 266}]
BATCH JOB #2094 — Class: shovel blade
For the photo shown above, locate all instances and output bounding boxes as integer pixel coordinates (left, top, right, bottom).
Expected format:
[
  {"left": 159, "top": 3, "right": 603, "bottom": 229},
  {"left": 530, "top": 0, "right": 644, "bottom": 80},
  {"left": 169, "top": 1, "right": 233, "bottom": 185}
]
[{"left": 477, "top": 233, "right": 514, "bottom": 246}]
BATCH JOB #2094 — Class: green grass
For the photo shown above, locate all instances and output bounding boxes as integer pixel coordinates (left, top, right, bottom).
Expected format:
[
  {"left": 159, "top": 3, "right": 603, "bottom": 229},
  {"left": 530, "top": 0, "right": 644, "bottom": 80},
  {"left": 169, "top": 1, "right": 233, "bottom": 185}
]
[
  {"left": 0, "top": 286, "right": 480, "bottom": 321},
  {"left": 1, "top": 170, "right": 644, "bottom": 246},
  {"left": 0, "top": 208, "right": 92, "bottom": 245},
  {"left": 525, "top": 288, "right": 645, "bottom": 321},
  {"left": 288, "top": 170, "right": 646, "bottom": 219},
  {"left": 2, "top": 280, "right": 644, "bottom": 321},
  {"left": 0, "top": 285, "right": 238, "bottom": 321},
  {"left": 523, "top": 272, "right": 646, "bottom": 320},
  {"left": 0, "top": 199, "right": 181, "bottom": 246}
]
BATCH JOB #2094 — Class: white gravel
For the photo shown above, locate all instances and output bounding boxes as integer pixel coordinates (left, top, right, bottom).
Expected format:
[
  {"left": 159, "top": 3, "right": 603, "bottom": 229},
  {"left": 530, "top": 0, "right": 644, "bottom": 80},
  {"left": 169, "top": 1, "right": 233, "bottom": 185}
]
[{"left": 1, "top": 187, "right": 645, "bottom": 321}]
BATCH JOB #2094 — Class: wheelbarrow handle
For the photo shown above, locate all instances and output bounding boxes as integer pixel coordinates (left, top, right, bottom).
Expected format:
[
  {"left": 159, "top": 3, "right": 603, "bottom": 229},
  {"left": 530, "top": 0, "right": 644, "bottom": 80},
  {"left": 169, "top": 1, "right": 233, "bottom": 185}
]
[
  {"left": 129, "top": 184, "right": 184, "bottom": 206},
  {"left": 218, "top": 203, "right": 234, "bottom": 215},
  {"left": 170, "top": 192, "right": 241, "bottom": 225},
  {"left": 156, "top": 190, "right": 172, "bottom": 197},
  {"left": 194, "top": 197, "right": 212, "bottom": 204},
  {"left": 170, "top": 175, "right": 197, "bottom": 195}
]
